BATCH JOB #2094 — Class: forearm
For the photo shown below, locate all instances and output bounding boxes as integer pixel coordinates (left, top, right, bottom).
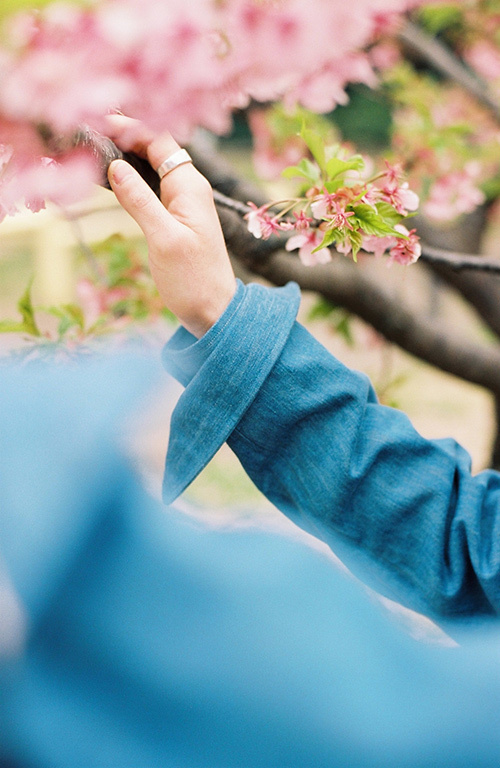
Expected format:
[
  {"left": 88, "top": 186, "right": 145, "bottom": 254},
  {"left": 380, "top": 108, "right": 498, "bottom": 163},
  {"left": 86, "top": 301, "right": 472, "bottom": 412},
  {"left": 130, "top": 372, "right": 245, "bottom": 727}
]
[
  {"left": 228, "top": 323, "right": 500, "bottom": 619},
  {"left": 163, "top": 281, "right": 500, "bottom": 620}
]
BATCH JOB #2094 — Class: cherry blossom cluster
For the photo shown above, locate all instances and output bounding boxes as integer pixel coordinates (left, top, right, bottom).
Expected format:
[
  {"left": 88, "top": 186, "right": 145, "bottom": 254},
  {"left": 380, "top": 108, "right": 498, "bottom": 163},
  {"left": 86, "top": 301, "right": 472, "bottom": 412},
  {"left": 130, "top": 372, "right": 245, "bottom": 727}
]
[
  {"left": 385, "top": 64, "right": 499, "bottom": 223},
  {"left": 380, "top": 1, "right": 500, "bottom": 223},
  {"left": 0, "top": 0, "right": 430, "bottom": 221},
  {"left": 245, "top": 134, "right": 421, "bottom": 267}
]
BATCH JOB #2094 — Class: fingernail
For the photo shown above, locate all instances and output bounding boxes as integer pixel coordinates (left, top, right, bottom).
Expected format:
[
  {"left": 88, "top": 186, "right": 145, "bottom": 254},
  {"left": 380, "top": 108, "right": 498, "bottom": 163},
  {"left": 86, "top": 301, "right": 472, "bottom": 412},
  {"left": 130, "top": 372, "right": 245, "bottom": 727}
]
[{"left": 109, "top": 159, "right": 131, "bottom": 185}]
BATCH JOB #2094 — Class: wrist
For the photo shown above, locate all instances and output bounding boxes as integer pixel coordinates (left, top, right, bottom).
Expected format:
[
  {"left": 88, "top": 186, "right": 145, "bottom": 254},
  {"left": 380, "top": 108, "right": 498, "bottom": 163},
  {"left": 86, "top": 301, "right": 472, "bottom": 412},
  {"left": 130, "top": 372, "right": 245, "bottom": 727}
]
[{"left": 182, "top": 279, "right": 238, "bottom": 338}]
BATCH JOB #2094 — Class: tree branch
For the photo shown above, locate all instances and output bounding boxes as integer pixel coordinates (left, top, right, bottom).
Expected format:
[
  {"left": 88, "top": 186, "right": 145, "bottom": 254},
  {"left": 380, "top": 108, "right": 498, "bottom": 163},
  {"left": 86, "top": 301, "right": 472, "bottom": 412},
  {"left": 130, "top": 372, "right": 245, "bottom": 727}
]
[
  {"left": 419, "top": 244, "right": 500, "bottom": 274},
  {"left": 190, "top": 134, "right": 500, "bottom": 401},
  {"left": 211, "top": 185, "right": 500, "bottom": 274},
  {"left": 399, "top": 20, "right": 500, "bottom": 124},
  {"left": 246, "top": 250, "right": 500, "bottom": 397}
]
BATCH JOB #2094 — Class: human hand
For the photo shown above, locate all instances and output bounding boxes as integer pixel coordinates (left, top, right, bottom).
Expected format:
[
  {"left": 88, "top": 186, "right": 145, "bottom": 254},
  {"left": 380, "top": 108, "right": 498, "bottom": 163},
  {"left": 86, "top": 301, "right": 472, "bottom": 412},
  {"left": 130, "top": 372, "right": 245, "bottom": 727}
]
[{"left": 106, "top": 115, "right": 236, "bottom": 338}]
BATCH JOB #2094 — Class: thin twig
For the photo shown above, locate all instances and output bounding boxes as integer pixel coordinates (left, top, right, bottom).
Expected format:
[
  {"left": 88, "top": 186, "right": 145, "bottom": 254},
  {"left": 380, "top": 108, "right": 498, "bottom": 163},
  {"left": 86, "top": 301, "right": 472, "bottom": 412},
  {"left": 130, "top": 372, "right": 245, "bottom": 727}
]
[
  {"left": 213, "top": 189, "right": 252, "bottom": 216},
  {"left": 213, "top": 187, "right": 500, "bottom": 274},
  {"left": 60, "top": 207, "right": 109, "bottom": 286}
]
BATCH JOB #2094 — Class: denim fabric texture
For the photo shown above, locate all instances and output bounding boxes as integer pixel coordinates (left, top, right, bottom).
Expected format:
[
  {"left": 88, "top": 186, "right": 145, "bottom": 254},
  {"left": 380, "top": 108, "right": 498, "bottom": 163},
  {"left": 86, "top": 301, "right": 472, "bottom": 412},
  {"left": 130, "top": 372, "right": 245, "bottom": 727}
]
[
  {"left": 163, "top": 280, "right": 500, "bottom": 622},
  {"left": 1, "top": 356, "right": 500, "bottom": 767}
]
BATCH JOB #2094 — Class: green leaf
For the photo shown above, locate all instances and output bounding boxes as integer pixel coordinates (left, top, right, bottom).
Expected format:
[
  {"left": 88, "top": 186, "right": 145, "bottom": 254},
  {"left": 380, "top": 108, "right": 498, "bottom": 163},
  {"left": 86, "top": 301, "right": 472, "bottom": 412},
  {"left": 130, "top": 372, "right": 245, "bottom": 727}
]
[
  {"left": 0, "top": 320, "right": 28, "bottom": 334},
  {"left": 300, "top": 125, "right": 326, "bottom": 174},
  {"left": 335, "top": 314, "right": 355, "bottom": 347},
  {"left": 0, "top": 0, "right": 51, "bottom": 20},
  {"left": 481, "top": 175, "right": 500, "bottom": 202},
  {"left": 47, "top": 304, "right": 84, "bottom": 325},
  {"left": 307, "top": 300, "right": 354, "bottom": 347},
  {"left": 0, "top": 0, "right": 87, "bottom": 23},
  {"left": 313, "top": 227, "right": 341, "bottom": 251},
  {"left": 347, "top": 229, "right": 363, "bottom": 262},
  {"left": 326, "top": 155, "right": 365, "bottom": 181},
  {"left": 307, "top": 297, "right": 339, "bottom": 321},
  {"left": 374, "top": 201, "right": 404, "bottom": 227},
  {"left": 324, "top": 179, "right": 343, "bottom": 194},
  {"left": 352, "top": 204, "right": 400, "bottom": 237},
  {"left": 46, "top": 303, "right": 85, "bottom": 337},
  {"left": 282, "top": 158, "right": 321, "bottom": 184},
  {"left": 14, "top": 281, "right": 41, "bottom": 337},
  {"left": 417, "top": 4, "right": 463, "bottom": 34}
]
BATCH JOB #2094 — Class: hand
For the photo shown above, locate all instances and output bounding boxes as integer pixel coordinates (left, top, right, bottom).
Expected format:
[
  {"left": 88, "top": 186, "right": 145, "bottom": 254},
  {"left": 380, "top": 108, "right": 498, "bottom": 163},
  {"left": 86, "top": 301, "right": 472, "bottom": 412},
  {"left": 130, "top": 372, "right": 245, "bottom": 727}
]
[{"left": 106, "top": 115, "right": 236, "bottom": 338}]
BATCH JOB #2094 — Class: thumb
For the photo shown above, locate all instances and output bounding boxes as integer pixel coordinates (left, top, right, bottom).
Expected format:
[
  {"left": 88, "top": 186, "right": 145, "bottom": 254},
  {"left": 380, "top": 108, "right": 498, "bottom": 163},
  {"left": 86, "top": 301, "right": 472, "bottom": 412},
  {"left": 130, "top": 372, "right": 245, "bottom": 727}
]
[{"left": 108, "top": 159, "right": 171, "bottom": 241}]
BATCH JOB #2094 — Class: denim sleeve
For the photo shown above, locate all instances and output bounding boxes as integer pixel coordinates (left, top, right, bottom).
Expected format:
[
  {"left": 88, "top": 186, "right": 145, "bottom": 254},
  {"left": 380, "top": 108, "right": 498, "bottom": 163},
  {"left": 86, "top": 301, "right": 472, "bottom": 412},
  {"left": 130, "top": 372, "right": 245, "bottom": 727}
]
[{"left": 162, "top": 281, "right": 500, "bottom": 620}]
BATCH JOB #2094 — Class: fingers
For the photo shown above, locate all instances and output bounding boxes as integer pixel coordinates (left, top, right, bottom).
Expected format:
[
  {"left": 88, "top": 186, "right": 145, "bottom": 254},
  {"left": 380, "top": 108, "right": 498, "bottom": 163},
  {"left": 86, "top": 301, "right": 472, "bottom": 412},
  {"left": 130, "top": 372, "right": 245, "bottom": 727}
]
[
  {"left": 105, "top": 114, "right": 155, "bottom": 157},
  {"left": 105, "top": 113, "right": 206, "bottom": 211},
  {"left": 108, "top": 158, "right": 174, "bottom": 244},
  {"left": 105, "top": 113, "right": 178, "bottom": 168}
]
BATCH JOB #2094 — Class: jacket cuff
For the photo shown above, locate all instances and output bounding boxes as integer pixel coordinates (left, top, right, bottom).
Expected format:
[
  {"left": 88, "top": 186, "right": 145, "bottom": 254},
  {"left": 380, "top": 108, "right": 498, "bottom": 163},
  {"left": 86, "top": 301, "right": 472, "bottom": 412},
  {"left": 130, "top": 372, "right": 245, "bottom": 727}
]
[{"left": 162, "top": 279, "right": 301, "bottom": 504}]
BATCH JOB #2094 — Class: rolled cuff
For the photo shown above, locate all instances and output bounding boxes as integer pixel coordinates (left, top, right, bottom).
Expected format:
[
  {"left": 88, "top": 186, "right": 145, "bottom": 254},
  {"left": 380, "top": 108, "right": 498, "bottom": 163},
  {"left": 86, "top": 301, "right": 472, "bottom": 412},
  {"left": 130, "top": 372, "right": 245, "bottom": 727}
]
[{"left": 162, "top": 280, "right": 301, "bottom": 504}]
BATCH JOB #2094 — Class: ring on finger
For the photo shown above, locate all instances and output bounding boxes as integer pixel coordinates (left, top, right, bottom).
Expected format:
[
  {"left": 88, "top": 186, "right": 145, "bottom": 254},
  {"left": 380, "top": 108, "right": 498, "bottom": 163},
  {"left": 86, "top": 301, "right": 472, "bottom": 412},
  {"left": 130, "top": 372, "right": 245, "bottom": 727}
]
[{"left": 156, "top": 148, "right": 193, "bottom": 180}]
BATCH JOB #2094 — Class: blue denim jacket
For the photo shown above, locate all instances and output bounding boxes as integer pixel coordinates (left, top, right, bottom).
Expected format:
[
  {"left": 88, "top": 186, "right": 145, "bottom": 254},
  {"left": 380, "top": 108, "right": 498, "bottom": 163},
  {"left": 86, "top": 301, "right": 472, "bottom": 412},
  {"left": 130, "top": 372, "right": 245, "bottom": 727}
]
[
  {"left": 163, "top": 280, "right": 500, "bottom": 621},
  {"left": 1, "top": 346, "right": 500, "bottom": 767}
]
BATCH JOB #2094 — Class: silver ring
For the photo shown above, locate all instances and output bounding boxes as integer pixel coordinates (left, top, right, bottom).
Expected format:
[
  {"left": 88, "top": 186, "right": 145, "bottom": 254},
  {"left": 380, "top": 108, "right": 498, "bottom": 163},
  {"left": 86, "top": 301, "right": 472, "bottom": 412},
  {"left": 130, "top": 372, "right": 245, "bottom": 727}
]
[{"left": 156, "top": 148, "right": 192, "bottom": 180}]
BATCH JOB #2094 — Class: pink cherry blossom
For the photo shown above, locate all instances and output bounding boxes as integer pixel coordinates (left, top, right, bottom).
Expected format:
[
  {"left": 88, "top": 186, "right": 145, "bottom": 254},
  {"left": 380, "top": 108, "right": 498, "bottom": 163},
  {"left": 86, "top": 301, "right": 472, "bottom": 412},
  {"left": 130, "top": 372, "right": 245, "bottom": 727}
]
[
  {"left": 388, "top": 225, "right": 421, "bottom": 266},
  {"left": 293, "top": 210, "right": 313, "bottom": 230},
  {"left": 1, "top": 150, "right": 98, "bottom": 218},
  {"left": 0, "top": 10, "right": 128, "bottom": 134},
  {"left": 369, "top": 40, "right": 401, "bottom": 71},
  {"left": 331, "top": 202, "right": 356, "bottom": 231},
  {"left": 335, "top": 238, "right": 353, "bottom": 257},
  {"left": 0, "top": 0, "right": 425, "bottom": 216},
  {"left": 311, "top": 193, "right": 335, "bottom": 220},
  {"left": 0, "top": 144, "right": 13, "bottom": 168},
  {"left": 244, "top": 202, "right": 285, "bottom": 240},
  {"left": 423, "top": 169, "right": 485, "bottom": 222},
  {"left": 362, "top": 233, "right": 397, "bottom": 259},
  {"left": 312, "top": 192, "right": 356, "bottom": 231},
  {"left": 248, "top": 108, "right": 305, "bottom": 181},
  {"left": 286, "top": 230, "right": 332, "bottom": 267},
  {"left": 381, "top": 181, "right": 419, "bottom": 216},
  {"left": 311, "top": 191, "right": 354, "bottom": 229},
  {"left": 383, "top": 161, "right": 404, "bottom": 187}
]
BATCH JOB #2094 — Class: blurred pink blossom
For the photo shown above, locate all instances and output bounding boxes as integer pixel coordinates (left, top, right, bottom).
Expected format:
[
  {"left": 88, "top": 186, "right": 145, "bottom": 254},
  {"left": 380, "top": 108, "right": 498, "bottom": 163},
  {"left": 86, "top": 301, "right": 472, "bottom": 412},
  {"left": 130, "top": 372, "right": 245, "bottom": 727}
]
[
  {"left": 286, "top": 229, "right": 332, "bottom": 267},
  {"left": 0, "top": 0, "right": 422, "bottom": 213},
  {"left": 370, "top": 41, "right": 401, "bottom": 71},
  {"left": 465, "top": 40, "right": 500, "bottom": 82},
  {"left": 248, "top": 109, "right": 305, "bottom": 181},
  {"left": 0, "top": 150, "right": 98, "bottom": 218},
  {"left": 362, "top": 233, "right": 397, "bottom": 259},
  {"left": 76, "top": 278, "right": 130, "bottom": 327},
  {"left": 423, "top": 168, "right": 485, "bottom": 222}
]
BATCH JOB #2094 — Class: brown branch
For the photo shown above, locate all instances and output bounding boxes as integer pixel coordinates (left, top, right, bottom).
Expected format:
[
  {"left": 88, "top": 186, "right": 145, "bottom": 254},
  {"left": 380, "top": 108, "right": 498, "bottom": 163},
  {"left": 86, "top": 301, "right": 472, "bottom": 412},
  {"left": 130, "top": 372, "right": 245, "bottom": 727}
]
[
  {"left": 83, "top": 127, "right": 500, "bottom": 273},
  {"left": 82, "top": 128, "right": 500, "bottom": 424},
  {"left": 212, "top": 186, "right": 500, "bottom": 274},
  {"left": 419, "top": 245, "right": 500, "bottom": 274},
  {"left": 206, "top": 173, "right": 500, "bottom": 395},
  {"left": 399, "top": 20, "right": 500, "bottom": 124},
  {"left": 244, "top": 250, "right": 500, "bottom": 397},
  {"left": 413, "top": 210, "right": 500, "bottom": 341}
]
